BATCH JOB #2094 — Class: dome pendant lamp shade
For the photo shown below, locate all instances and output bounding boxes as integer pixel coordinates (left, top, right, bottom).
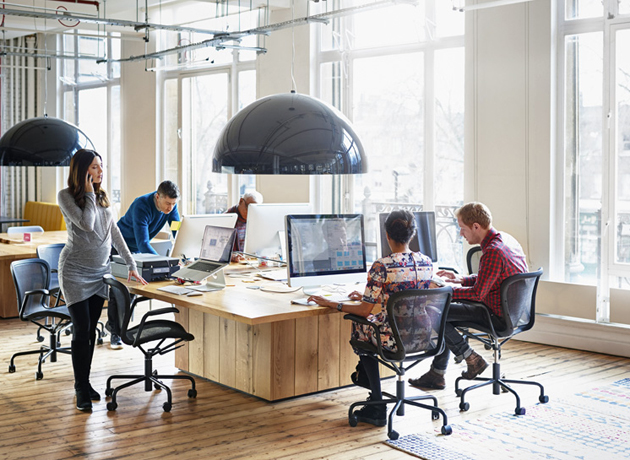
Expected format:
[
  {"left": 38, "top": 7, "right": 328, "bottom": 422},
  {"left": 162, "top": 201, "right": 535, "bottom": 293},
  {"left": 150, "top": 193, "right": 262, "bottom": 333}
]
[
  {"left": 0, "top": 117, "right": 94, "bottom": 166},
  {"left": 213, "top": 92, "right": 368, "bottom": 174}
]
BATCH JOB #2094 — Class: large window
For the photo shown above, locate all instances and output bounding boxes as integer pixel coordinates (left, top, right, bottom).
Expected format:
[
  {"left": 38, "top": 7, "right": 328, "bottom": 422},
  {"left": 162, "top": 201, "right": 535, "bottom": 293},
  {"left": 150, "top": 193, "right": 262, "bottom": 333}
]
[
  {"left": 316, "top": 0, "right": 465, "bottom": 268},
  {"left": 158, "top": 7, "right": 258, "bottom": 214},
  {"left": 559, "top": 0, "right": 630, "bottom": 323},
  {"left": 60, "top": 32, "right": 121, "bottom": 203}
]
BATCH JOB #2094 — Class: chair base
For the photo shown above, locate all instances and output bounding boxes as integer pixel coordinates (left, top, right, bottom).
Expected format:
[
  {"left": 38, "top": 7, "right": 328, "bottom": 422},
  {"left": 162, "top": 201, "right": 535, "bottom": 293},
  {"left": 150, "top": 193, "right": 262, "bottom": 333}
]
[
  {"left": 105, "top": 359, "right": 197, "bottom": 412},
  {"left": 349, "top": 378, "right": 452, "bottom": 440},
  {"left": 9, "top": 344, "right": 71, "bottom": 380},
  {"left": 455, "top": 362, "right": 549, "bottom": 415}
]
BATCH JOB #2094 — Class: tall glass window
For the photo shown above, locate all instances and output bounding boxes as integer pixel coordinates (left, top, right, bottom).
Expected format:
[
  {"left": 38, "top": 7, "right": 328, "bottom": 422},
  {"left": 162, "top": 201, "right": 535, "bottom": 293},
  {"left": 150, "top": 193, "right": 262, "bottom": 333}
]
[{"left": 316, "top": 1, "right": 465, "bottom": 268}]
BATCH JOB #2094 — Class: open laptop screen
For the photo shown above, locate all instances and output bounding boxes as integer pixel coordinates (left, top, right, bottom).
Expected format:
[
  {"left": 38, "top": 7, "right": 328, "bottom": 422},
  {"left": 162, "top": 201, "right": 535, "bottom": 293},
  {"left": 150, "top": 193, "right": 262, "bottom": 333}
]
[{"left": 199, "top": 225, "right": 236, "bottom": 262}]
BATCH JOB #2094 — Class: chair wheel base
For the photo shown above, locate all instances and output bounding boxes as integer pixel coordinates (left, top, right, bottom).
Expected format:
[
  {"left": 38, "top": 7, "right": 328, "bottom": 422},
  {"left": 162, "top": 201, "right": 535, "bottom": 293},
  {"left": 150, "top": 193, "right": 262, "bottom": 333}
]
[
  {"left": 163, "top": 402, "right": 172, "bottom": 412},
  {"left": 107, "top": 402, "right": 117, "bottom": 411},
  {"left": 459, "top": 401, "right": 470, "bottom": 412},
  {"left": 188, "top": 389, "right": 197, "bottom": 398},
  {"left": 441, "top": 425, "right": 453, "bottom": 436},
  {"left": 515, "top": 407, "right": 526, "bottom": 415},
  {"left": 97, "top": 338, "right": 104, "bottom": 345},
  {"left": 539, "top": 395, "right": 549, "bottom": 403},
  {"left": 35, "top": 371, "right": 43, "bottom": 380},
  {"left": 105, "top": 388, "right": 113, "bottom": 397},
  {"left": 8, "top": 364, "right": 15, "bottom": 373},
  {"left": 348, "top": 415, "right": 358, "bottom": 427},
  {"left": 388, "top": 430, "right": 399, "bottom": 440}
]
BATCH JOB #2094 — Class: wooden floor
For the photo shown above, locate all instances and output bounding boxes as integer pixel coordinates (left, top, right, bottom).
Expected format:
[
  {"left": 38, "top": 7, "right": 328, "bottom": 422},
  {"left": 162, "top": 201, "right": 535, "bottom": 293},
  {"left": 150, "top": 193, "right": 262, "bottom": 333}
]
[{"left": 2, "top": 302, "right": 630, "bottom": 460}]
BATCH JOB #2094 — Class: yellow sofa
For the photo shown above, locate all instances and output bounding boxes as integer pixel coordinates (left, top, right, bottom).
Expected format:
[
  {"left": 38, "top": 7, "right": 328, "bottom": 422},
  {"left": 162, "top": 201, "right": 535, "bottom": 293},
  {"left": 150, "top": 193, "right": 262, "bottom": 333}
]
[{"left": 22, "top": 201, "right": 66, "bottom": 231}]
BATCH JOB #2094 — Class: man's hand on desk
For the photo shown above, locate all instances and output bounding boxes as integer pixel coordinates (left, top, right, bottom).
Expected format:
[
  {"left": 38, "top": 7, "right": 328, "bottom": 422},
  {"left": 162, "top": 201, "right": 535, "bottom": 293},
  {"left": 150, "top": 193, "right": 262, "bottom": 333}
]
[{"left": 435, "top": 269, "right": 464, "bottom": 285}]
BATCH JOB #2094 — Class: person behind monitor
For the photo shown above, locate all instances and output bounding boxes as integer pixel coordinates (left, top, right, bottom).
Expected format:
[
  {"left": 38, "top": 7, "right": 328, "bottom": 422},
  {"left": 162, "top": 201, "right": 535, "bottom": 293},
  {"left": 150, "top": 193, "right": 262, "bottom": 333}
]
[
  {"left": 307, "top": 210, "right": 435, "bottom": 427},
  {"left": 225, "top": 190, "right": 263, "bottom": 262},
  {"left": 408, "top": 202, "right": 528, "bottom": 390},
  {"left": 107, "top": 180, "right": 180, "bottom": 349},
  {"left": 57, "top": 149, "right": 148, "bottom": 411}
]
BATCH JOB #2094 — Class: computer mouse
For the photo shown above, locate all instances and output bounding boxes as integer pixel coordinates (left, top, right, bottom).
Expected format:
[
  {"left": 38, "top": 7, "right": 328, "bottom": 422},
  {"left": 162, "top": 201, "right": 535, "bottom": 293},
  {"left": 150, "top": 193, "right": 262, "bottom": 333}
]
[{"left": 186, "top": 291, "right": 202, "bottom": 297}]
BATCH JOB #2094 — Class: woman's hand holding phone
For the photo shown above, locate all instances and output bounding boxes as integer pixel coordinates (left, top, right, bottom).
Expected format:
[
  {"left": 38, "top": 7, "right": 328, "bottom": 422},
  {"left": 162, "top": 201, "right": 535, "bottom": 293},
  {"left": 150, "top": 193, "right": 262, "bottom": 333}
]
[{"left": 85, "top": 172, "right": 94, "bottom": 193}]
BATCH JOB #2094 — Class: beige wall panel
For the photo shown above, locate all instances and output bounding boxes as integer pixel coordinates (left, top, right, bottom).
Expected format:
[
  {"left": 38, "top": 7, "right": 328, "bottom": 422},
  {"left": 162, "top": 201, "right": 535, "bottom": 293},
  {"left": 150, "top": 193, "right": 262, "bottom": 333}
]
[
  {"left": 204, "top": 313, "right": 221, "bottom": 382},
  {"left": 536, "top": 280, "right": 596, "bottom": 320},
  {"left": 610, "top": 288, "right": 630, "bottom": 325},
  {"left": 295, "top": 316, "right": 319, "bottom": 395},
  {"left": 318, "top": 314, "right": 340, "bottom": 390}
]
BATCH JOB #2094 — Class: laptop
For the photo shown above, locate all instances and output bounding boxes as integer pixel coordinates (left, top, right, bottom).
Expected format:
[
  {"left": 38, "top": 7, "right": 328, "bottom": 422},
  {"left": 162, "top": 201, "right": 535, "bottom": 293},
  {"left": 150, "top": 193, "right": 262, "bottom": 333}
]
[{"left": 170, "top": 225, "right": 237, "bottom": 282}]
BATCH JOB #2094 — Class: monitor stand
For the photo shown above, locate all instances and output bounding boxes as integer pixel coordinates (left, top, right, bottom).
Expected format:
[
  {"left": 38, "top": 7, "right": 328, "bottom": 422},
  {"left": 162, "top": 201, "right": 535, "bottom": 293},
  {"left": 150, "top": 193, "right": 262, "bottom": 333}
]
[{"left": 190, "top": 269, "right": 227, "bottom": 292}]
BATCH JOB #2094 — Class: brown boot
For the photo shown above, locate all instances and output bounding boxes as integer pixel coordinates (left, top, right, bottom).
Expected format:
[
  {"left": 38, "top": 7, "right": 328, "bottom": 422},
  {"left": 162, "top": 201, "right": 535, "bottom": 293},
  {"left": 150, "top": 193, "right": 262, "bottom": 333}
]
[
  {"left": 408, "top": 369, "right": 446, "bottom": 390},
  {"left": 461, "top": 351, "right": 488, "bottom": 380}
]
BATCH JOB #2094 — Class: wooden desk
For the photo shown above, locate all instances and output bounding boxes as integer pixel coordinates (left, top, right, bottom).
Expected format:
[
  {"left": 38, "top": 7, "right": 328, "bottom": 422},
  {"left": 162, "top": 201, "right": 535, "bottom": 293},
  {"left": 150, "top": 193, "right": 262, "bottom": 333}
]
[
  {"left": 124, "top": 274, "right": 363, "bottom": 401},
  {"left": 0, "top": 231, "right": 69, "bottom": 318}
]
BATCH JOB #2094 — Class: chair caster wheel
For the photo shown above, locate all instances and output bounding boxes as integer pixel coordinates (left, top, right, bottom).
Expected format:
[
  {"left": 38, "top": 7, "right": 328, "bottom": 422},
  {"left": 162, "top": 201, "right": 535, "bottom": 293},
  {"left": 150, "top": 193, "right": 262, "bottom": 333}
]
[
  {"left": 97, "top": 338, "right": 104, "bottom": 345},
  {"left": 388, "top": 430, "right": 399, "bottom": 440},
  {"left": 539, "top": 395, "right": 549, "bottom": 403},
  {"left": 484, "top": 344, "right": 491, "bottom": 350},
  {"left": 431, "top": 410, "right": 440, "bottom": 420},
  {"left": 8, "top": 364, "right": 15, "bottom": 373},
  {"left": 107, "top": 402, "right": 117, "bottom": 411},
  {"left": 105, "top": 388, "right": 113, "bottom": 397},
  {"left": 163, "top": 402, "right": 172, "bottom": 412},
  {"left": 455, "top": 389, "right": 462, "bottom": 397},
  {"left": 348, "top": 415, "right": 358, "bottom": 427},
  {"left": 459, "top": 401, "right": 469, "bottom": 412},
  {"left": 65, "top": 329, "right": 72, "bottom": 336},
  {"left": 188, "top": 389, "right": 197, "bottom": 398},
  {"left": 515, "top": 407, "right": 526, "bottom": 415},
  {"left": 154, "top": 383, "right": 161, "bottom": 391},
  {"left": 35, "top": 371, "right": 43, "bottom": 380},
  {"left": 37, "top": 336, "right": 44, "bottom": 342},
  {"left": 441, "top": 425, "right": 453, "bottom": 436}
]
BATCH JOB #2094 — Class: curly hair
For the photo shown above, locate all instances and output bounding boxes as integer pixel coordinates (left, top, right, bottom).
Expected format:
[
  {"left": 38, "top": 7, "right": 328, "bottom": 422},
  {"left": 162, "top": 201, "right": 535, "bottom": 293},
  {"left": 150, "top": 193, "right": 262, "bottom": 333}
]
[{"left": 456, "top": 202, "right": 492, "bottom": 229}]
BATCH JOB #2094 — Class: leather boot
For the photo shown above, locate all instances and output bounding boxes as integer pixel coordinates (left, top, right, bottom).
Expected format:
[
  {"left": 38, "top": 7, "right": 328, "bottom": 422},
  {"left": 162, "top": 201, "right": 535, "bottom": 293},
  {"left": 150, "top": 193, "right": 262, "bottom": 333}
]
[
  {"left": 71, "top": 340, "right": 92, "bottom": 411},
  {"left": 408, "top": 368, "right": 446, "bottom": 390},
  {"left": 87, "top": 333, "right": 101, "bottom": 401},
  {"left": 461, "top": 350, "right": 489, "bottom": 380}
]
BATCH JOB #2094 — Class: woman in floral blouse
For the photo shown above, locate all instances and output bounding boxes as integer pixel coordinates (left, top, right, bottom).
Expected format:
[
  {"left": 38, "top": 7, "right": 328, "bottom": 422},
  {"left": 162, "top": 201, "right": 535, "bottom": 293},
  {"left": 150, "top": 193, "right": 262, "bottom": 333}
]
[{"left": 308, "top": 209, "right": 434, "bottom": 427}]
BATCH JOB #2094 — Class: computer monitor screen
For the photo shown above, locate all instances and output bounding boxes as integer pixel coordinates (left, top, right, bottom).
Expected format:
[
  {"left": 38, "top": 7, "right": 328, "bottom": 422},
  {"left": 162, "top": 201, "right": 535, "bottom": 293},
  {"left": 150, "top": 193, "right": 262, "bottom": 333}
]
[
  {"left": 171, "top": 214, "right": 238, "bottom": 261},
  {"left": 244, "top": 203, "right": 312, "bottom": 258},
  {"left": 200, "top": 225, "right": 237, "bottom": 262},
  {"left": 285, "top": 214, "right": 367, "bottom": 289},
  {"left": 378, "top": 211, "right": 438, "bottom": 262}
]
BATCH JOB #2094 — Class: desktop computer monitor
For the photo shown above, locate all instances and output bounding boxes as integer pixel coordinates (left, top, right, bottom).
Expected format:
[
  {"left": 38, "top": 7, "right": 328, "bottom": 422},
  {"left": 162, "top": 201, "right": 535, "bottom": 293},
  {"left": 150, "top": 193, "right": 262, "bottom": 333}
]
[
  {"left": 244, "top": 203, "right": 312, "bottom": 259},
  {"left": 378, "top": 211, "right": 438, "bottom": 262},
  {"left": 285, "top": 214, "right": 367, "bottom": 292},
  {"left": 171, "top": 214, "right": 238, "bottom": 261}
]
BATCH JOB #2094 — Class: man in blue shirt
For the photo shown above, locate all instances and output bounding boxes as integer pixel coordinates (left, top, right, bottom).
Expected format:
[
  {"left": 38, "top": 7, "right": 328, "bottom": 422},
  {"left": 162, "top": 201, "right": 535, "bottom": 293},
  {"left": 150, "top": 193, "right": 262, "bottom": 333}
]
[{"left": 107, "top": 180, "right": 181, "bottom": 348}]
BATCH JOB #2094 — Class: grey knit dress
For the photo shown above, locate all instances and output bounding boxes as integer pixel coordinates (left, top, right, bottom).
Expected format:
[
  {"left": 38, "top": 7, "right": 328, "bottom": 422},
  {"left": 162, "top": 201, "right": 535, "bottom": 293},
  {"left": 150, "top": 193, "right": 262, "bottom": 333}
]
[{"left": 58, "top": 189, "right": 137, "bottom": 307}]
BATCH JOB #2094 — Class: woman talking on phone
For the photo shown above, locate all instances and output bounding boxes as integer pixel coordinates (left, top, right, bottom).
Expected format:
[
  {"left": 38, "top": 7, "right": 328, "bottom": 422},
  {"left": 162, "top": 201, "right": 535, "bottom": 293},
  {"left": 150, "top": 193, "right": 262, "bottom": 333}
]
[{"left": 58, "top": 149, "right": 148, "bottom": 411}]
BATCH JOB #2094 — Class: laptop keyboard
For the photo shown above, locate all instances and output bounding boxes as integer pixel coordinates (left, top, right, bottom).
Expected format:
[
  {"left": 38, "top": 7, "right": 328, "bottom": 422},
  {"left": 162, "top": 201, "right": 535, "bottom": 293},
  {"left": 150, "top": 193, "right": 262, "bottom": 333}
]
[{"left": 191, "top": 260, "right": 222, "bottom": 273}]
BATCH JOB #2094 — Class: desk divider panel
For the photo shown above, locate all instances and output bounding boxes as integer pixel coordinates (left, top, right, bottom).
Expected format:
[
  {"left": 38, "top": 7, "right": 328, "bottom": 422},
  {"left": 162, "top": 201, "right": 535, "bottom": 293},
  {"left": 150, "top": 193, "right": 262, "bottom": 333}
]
[
  {"left": 219, "top": 317, "right": 237, "bottom": 388},
  {"left": 188, "top": 309, "right": 205, "bottom": 376},
  {"left": 295, "top": 316, "right": 319, "bottom": 395},
  {"left": 271, "top": 319, "right": 296, "bottom": 400},
  {"left": 204, "top": 314, "right": 221, "bottom": 381},
  {"left": 318, "top": 314, "right": 341, "bottom": 391},
  {"left": 235, "top": 322, "right": 253, "bottom": 394},
  {"left": 173, "top": 308, "right": 189, "bottom": 371},
  {"left": 252, "top": 322, "right": 272, "bottom": 399}
]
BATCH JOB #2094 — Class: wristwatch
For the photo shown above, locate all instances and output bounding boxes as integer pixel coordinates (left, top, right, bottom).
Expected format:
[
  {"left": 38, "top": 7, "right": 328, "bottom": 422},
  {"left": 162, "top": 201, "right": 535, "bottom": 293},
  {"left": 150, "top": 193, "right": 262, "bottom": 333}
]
[{"left": 336, "top": 303, "right": 344, "bottom": 312}]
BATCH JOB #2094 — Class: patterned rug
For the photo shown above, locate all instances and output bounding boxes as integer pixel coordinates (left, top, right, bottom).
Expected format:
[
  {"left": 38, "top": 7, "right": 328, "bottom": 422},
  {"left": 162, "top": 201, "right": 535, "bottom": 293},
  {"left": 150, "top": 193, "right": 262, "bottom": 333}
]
[{"left": 385, "top": 378, "right": 630, "bottom": 460}]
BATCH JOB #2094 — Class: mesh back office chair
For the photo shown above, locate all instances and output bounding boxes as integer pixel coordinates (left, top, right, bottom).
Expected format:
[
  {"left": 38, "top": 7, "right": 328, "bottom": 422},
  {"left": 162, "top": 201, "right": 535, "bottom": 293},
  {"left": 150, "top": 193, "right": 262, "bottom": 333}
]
[
  {"left": 7, "top": 225, "right": 45, "bottom": 234},
  {"left": 344, "top": 287, "right": 454, "bottom": 440},
  {"left": 102, "top": 275, "right": 197, "bottom": 412},
  {"left": 8, "top": 259, "right": 72, "bottom": 380},
  {"left": 452, "top": 268, "right": 549, "bottom": 415},
  {"left": 466, "top": 246, "right": 482, "bottom": 275}
]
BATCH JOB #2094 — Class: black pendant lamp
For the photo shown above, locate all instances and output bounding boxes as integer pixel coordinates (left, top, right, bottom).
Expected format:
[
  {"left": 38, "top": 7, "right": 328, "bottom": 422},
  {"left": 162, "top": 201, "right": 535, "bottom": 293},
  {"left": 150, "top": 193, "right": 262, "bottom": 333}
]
[
  {"left": 213, "top": 92, "right": 367, "bottom": 175},
  {"left": 0, "top": 116, "right": 94, "bottom": 166}
]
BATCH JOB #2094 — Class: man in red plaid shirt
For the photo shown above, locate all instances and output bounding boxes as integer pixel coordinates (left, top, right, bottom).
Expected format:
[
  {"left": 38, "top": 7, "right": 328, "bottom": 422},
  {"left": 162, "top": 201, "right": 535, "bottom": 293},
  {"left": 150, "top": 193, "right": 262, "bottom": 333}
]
[{"left": 409, "top": 202, "right": 528, "bottom": 390}]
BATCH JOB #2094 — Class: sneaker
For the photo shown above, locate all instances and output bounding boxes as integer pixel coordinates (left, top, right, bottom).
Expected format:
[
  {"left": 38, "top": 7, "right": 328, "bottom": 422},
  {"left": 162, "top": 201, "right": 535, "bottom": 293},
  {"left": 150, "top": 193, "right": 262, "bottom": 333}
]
[
  {"left": 354, "top": 403, "right": 387, "bottom": 427},
  {"left": 408, "top": 369, "right": 446, "bottom": 390},
  {"left": 461, "top": 350, "right": 488, "bottom": 380},
  {"left": 110, "top": 334, "right": 123, "bottom": 349}
]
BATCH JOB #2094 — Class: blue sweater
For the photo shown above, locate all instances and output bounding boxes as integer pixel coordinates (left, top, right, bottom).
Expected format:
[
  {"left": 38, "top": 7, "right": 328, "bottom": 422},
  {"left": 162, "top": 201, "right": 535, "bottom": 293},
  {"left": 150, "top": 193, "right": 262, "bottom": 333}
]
[{"left": 117, "top": 191, "right": 180, "bottom": 254}]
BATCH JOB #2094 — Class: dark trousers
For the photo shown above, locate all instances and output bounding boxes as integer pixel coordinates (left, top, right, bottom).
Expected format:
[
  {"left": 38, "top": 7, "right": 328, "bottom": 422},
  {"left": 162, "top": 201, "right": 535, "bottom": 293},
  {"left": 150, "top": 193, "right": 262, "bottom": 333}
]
[
  {"left": 431, "top": 302, "right": 495, "bottom": 371},
  {"left": 68, "top": 295, "right": 105, "bottom": 342}
]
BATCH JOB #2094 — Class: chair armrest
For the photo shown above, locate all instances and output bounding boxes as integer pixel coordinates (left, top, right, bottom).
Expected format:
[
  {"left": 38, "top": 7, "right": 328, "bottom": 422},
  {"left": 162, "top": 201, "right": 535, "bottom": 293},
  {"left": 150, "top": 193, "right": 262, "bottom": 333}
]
[
  {"left": 437, "top": 265, "right": 459, "bottom": 275},
  {"left": 19, "top": 288, "right": 51, "bottom": 318},
  {"left": 342, "top": 313, "right": 394, "bottom": 362},
  {"left": 134, "top": 306, "right": 181, "bottom": 346}
]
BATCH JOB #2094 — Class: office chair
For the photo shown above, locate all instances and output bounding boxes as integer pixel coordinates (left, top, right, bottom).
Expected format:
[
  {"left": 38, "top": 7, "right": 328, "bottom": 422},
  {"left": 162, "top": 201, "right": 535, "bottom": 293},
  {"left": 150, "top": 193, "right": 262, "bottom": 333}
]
[
  {"left": 7, "top": 225, "right": 45, "bottom": 234},
  {"left": 466, "top": 246, "right": 482, "bottom": 275},
  {"left": 8, "top": 258, "right": 72, "bottom": 380},
  {"left": 102, "top": 275, "right": 197, "bottom": 412},
  {"left": 35, "top": 243, "right": 107, "bottom": 345},
  {"left": 452, "top": 268, "right": 549, "bottom": 415},
  {"left": 344, "top": 287, "right": 454, "bottom": 440}
]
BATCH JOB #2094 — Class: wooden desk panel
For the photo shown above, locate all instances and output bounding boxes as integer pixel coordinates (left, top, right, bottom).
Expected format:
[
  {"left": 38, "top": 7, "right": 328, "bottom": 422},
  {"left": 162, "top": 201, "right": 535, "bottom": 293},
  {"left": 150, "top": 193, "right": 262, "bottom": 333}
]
[
  {"left": 124, "top": 275, "right": 360, "bottom": 401},
  {"left": 0, "top": 230, "right": 68, "bottom": 245}
]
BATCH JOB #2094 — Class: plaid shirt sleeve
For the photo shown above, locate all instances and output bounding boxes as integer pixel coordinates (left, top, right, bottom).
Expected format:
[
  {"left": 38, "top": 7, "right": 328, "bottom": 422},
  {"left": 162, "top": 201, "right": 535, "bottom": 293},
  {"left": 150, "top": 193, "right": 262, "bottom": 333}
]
[{"left": 452, "top": 247, "right": 504, "bottom": 315}]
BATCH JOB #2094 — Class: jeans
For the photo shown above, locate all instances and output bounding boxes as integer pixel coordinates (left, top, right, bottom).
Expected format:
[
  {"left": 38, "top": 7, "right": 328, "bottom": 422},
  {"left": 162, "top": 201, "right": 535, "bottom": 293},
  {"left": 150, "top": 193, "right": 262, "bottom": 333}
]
[{"left": 432, "top": 302, "right": 495, "bottom": 371}]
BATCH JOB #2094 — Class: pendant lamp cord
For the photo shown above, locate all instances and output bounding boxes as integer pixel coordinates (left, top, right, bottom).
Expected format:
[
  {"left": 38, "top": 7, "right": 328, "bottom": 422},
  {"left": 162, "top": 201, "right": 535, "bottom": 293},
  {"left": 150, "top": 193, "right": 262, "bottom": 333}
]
[{"left": 291, "top": 0, "right": 296, "bottom": 93}]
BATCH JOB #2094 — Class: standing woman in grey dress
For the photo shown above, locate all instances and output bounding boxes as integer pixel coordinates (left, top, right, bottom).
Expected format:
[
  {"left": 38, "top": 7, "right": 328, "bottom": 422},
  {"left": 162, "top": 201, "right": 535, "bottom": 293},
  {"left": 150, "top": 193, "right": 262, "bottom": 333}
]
[{"left": 58, "top": 149, "right": 147, "bottom": 411}]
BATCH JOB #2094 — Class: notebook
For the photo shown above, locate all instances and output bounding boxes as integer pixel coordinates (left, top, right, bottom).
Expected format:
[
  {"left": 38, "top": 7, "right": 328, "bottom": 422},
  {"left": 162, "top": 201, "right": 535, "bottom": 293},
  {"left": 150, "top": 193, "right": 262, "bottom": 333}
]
[{"left": 170, "top": 225, "right": 237, "bottom": 282}]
